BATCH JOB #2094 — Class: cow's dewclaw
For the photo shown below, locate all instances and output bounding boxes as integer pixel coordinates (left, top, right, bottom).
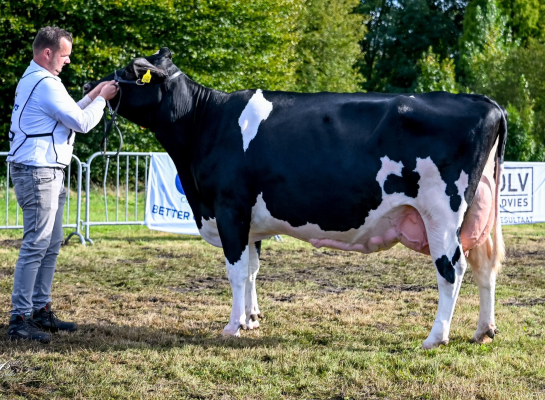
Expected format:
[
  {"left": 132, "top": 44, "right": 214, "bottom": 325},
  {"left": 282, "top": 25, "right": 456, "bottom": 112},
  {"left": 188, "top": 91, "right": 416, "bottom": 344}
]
[{"left": 470, "top": 326, "right": 499, "bottom": 344}]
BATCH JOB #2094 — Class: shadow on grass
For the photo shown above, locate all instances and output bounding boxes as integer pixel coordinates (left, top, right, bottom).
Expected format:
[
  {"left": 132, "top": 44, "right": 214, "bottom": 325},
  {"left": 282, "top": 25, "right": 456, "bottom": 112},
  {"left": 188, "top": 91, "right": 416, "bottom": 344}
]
[
  {"left": 0, "top": 323, "right": 288, "bottom": 355},
  {"left": 72, "top": 234, "right": 204, "bottom": 244}
]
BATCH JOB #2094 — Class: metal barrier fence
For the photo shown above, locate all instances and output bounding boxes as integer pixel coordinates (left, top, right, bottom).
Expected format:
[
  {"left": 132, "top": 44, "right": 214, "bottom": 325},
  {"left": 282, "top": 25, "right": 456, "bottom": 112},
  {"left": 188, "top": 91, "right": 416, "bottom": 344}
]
[
  {"left": 1, "top": 151, "right": 282, "bottom": 244},
  {"left": 0, "top": 152, "right": 85, "bottom": 245},
  {"left": 83, "top": 151, "right": 152, "bottom": 244}
]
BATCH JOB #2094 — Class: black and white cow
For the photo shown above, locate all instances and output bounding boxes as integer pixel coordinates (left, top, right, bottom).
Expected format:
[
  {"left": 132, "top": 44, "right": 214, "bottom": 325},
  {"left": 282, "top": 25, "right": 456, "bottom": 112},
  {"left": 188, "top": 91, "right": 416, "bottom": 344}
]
[{"left": 85, "top": 48, "right": 507, "bottom": 348}]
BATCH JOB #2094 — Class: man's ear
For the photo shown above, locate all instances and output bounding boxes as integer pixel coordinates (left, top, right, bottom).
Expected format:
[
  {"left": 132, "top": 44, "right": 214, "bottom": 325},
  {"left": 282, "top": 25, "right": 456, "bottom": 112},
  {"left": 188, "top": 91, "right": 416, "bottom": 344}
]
[{"left": 133, "top": 58, "right": 168, "bottom": 82}]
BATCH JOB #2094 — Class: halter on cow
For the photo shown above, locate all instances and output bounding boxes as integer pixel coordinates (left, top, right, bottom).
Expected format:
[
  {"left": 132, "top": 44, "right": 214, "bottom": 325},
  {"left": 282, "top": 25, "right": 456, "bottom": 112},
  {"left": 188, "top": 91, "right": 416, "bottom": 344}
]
[{"left": 85, "top": 47, "right": 507, "bottom": 349}]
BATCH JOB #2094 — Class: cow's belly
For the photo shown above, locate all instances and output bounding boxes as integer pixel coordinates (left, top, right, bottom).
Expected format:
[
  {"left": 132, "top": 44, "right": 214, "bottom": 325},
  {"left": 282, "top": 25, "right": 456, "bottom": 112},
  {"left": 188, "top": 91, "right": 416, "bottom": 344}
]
[{"left": 247, "top": 193, "right": 431, "bottom": 254}]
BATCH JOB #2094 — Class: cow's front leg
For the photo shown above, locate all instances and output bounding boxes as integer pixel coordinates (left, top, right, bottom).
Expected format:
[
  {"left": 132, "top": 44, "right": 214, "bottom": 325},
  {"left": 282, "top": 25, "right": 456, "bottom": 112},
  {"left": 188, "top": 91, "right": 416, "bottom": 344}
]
[
  {"left": 223, "top": 246, "right": 250, "bottom": 336},
  {"left": 216, "top": 208, "right": 252, "bottom": 337},
  {"left": 423, "top": 245, "right": 468, "bottom": 349},
  {"left": 245, "top": 241, "right": 262, "bottom": 329}
]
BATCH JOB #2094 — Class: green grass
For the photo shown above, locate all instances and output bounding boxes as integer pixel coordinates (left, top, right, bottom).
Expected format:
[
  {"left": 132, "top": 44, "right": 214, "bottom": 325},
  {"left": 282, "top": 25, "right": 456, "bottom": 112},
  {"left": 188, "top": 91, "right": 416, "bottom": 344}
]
[{"left": 0, "top": 216, "right": 544, "bottom": 398}]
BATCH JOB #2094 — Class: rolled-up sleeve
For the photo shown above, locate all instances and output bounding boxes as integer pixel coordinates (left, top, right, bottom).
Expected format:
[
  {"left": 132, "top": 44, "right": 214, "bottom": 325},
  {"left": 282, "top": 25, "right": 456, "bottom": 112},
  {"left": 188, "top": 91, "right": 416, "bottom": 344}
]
[
  {"left": 77, "top": 94, "right": 93, "bottom": 109},
  {"left": 39, "top": 79, "right": 106, "bottom": 133}
]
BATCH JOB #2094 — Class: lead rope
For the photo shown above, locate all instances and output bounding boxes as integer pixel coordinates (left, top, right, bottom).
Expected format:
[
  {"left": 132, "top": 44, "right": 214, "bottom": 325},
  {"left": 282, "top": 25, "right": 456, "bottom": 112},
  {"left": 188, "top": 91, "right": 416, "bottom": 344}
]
[{"left": 101, "top": 85, "right": 124, "bottom": 158}]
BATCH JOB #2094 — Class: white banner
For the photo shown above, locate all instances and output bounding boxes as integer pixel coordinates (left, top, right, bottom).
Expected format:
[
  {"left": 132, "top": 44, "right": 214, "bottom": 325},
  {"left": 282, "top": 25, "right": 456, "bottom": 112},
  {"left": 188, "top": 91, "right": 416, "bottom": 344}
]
[
  {"left": 144, "top": 153, "right": 200, "bottom": 235},
  {"left": 500, "top": 162, "right": 545, "bottom": 225}
]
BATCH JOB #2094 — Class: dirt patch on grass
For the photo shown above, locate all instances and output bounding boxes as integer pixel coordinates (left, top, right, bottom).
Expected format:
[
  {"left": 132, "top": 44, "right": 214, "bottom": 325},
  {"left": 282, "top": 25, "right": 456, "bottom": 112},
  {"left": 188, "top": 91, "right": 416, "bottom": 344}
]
[
  {"left": 501, "top": 297, "right": 545, "bottom": 307},
  {"left": 0, "top": 239, "right": 23, "bottom": 249},
  {"left": 168, "top": 276, "right": 228, "bottom": 293}
]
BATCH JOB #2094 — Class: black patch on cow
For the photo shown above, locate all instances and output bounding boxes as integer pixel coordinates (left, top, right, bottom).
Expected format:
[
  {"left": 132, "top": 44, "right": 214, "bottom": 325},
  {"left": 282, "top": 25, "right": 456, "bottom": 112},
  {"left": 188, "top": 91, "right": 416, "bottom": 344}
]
[
  {"left": 444, "top": 179, "right": 462, "bottom": 212},
  {"left": 451, "top": 246, "right": 461, "bottom": 265},
  {"left": 255, "top": 241, "right": 262, "bottom": 258},
  {"left": 449, "top": 194, "right": 462, "bottom": 212},
  {"left": 384, "top": 166, "right": 420, "bottom": 198},
  {"left": 435, "top": 246, "right": 462, "bottom": 284}
]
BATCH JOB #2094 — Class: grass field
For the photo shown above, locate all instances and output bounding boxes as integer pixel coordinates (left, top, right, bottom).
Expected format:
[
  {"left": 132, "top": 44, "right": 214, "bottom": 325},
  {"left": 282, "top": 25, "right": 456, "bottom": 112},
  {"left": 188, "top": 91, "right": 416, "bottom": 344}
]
[{"left": 0, "top": 215, "right": 544, "bottom": 398}]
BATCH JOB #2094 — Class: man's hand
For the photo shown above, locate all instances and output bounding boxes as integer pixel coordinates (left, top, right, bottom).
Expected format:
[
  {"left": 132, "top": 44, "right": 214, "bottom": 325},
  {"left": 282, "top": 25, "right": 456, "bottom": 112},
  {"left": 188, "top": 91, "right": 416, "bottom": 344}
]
[
  {"left": 98, "top": 81, "right": 119, "bottom": 101},
  {"left": 87, "top": 81, "right": 108, "bottom": 101}
]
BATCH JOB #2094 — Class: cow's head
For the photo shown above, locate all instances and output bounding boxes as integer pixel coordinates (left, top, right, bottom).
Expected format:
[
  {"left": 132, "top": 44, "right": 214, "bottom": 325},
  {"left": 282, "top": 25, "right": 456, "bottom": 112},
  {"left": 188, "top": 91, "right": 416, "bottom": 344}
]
[{"left": 83, "top": 47, "right": 178, "bottom": 128}]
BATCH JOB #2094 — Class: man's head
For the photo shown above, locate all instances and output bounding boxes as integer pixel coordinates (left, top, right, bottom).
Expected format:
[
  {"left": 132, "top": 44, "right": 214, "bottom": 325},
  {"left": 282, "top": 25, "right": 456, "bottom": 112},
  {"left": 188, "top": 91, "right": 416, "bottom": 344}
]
[{"left": 32, "top": 26, "right": 73, "bottom": 76}]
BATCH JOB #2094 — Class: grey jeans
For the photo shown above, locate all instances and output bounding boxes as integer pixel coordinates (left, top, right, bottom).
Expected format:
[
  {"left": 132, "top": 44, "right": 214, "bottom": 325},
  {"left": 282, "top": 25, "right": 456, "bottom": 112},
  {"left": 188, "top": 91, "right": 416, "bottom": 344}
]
[{"left": 10, "top": 163, "right": 66, "bottom": 315}]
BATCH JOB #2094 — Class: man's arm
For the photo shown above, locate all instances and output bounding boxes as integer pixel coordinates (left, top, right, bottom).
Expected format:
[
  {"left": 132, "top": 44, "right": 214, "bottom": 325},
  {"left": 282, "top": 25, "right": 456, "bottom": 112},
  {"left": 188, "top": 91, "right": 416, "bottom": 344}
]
[
  {"left": 39, "top": 79, "right": 116, "bottom": 133},
  {"left": 77, "top": 81, "right": 108, "bottom": 109}
]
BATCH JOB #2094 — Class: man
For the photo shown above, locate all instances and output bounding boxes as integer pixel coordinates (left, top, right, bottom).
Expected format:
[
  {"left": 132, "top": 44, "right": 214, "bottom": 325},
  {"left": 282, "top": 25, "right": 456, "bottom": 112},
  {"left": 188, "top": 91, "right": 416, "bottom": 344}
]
[{"left": 6, "top": 26, "right": 118, "bottom": 343}]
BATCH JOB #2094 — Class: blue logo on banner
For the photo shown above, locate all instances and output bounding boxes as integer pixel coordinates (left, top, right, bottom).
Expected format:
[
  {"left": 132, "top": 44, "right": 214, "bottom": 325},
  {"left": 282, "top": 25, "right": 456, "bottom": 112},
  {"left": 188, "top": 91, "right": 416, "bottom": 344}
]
[{"left": 175, "top": 174, "right": 185, "bottom": 195}]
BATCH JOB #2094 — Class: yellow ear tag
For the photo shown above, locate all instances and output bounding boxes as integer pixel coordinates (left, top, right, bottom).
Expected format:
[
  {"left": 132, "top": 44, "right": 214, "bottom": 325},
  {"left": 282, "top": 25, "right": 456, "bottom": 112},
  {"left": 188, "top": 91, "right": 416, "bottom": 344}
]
[{"left": 142, "top": 69, "right": 152, "bottom": 83}]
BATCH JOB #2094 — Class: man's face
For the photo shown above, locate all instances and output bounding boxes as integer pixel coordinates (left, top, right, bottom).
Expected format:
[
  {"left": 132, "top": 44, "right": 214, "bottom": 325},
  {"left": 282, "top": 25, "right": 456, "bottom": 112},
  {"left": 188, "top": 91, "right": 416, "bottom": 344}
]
[{"left": 47, "top": 37, "right": 72, "bottom": 76}]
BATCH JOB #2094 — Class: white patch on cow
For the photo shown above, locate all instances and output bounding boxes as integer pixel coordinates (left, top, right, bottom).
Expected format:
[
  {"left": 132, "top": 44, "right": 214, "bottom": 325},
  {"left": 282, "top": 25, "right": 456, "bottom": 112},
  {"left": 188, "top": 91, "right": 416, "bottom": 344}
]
[
  {"left": 199, "top": 217, "right": 222, "bottom": 247},
  {"left": 455, "top": 170, "right": 469, "bottom": 199},
  {"left": 238, "top": 89, "right": 273, "bottom": 151},
  {"left": 410, "top": 95, "right": 415, "bottom": 98},
  {"left": 398, "top": 104, "right": 413, "bottom": 114},
  {"left": 376, "top": 156, "right": 403, "bottom": 197}
]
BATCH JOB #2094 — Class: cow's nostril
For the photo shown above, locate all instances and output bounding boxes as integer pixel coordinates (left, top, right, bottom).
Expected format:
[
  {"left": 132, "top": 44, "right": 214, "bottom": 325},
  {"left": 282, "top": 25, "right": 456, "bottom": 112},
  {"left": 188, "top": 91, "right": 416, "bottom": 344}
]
[{"left": 83, "top": 83, "right": 91, "bottom": 92}]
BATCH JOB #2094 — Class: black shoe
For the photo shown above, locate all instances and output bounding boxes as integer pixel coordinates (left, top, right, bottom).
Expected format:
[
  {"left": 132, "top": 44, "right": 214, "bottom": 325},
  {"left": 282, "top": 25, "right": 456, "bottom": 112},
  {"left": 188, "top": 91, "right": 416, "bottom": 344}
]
[
  {"left": 7, "top": 313, "right": 51, "bottom": 343},
  {"left": 32, "top": 303, "right": 78, "bottom": 333}
]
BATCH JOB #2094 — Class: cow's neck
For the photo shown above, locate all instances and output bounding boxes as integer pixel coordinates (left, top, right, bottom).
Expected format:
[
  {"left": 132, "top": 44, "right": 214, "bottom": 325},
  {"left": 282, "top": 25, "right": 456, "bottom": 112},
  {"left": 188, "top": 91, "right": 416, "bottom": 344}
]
[{"left": 153, "top": 75, "right": 224, "bottom": 159}]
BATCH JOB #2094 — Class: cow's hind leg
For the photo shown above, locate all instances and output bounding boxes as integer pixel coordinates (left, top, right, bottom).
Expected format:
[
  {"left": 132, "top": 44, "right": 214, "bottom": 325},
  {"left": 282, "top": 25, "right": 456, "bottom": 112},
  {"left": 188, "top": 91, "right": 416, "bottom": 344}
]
[
  {"left": 467, "top": 237, "right": 498, "bottom": 343},
  {"left": 423, "top": 231, "right": 468, "bottom": 349},
  {"left": 245, "top": 241, "right": 262, "bottom": 329}
]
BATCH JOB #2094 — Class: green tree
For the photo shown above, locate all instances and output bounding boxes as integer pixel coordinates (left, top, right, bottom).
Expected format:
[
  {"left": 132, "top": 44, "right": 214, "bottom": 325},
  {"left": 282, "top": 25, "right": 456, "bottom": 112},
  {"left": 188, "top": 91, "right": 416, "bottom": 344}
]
[
  {"left": 415, "top": 47, "right": 458, "bottom": 93},
  {"left": 1, "top": 0, "right": 367, "bottom": 170},
  {"left": 460, "top": 0, "right": 544, "bottom": 160},
  {"left": 294, "top": 0, "right": 365, "bottom": 92},
  {"left": 357, "top": 0, "right": 467, "bottom": 93},
  {"left": 497, "top": 0, "right": 545, "bottom": 43}
]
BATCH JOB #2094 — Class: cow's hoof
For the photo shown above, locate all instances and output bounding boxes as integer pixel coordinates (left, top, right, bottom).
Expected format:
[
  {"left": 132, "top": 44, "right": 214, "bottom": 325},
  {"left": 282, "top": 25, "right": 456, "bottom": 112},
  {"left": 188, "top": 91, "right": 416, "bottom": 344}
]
[
  {"left": 422, "top": 338, "right": 449, "bottom": 349},
  {"left": 470, "top": 326, "right": 498, "bottom": 344},
  {"left": 240, "top": 323, "right": 248, "bottom": 331},
  {"left": 257, "top": 313, "right": 264, "bottom": 319}
]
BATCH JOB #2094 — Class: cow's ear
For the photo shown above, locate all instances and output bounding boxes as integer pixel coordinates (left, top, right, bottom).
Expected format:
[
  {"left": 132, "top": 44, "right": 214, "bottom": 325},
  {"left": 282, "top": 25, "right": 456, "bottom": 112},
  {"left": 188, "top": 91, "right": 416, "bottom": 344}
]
[
  {"left": 158, "top": 47, "right": 173, "bottom": 60},
  {"left": 133, "top": 58, "right": 168, "bottom": 82}
]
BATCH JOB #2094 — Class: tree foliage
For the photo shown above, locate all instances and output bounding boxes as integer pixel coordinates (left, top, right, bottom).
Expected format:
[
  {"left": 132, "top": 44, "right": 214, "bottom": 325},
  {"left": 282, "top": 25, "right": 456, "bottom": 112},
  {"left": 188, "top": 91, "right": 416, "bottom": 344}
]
[
  {"left": 357, "top": 0, "right": 467, "bottom": 93},
  {"left": 459, "top": 0, "right": 544, "bottom": 161},
  {"left": 415, "top": 47, "right": 458, "bottom": 93},
  {"left": 0, "top": 0, "right": 365, "bottom": 166},
  {"left": 294, "top": 0, "right": 365, "bottom": 92}
]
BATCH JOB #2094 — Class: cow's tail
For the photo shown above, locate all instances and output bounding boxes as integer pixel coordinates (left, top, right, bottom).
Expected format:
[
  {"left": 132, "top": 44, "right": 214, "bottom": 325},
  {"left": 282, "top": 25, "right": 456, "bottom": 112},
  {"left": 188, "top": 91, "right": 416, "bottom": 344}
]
[{"left": 491, "top": 104, "right": 507, "bottom": 272}]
